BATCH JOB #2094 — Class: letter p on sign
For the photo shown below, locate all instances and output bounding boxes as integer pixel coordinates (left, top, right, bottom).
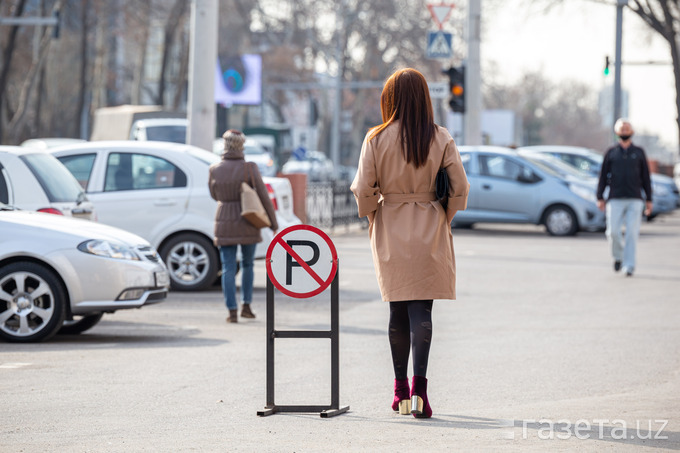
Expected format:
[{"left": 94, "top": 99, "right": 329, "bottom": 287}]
[{"left": 266, "top": 225, "right": 338, "bottom": 298}]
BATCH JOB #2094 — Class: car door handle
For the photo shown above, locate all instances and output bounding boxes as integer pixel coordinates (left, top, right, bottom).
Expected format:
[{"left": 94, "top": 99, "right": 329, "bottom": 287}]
[
  {"left": 153, "top": 199, "right": 177, "bottom": 206},
  {"left": 482, "top": 184, "right": 492, "bottom": 190}
]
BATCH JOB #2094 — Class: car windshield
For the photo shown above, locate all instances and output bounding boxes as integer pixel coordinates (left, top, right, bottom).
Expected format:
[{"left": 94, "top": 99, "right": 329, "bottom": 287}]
[
  {"left": 20, "top": 153, "right": 86, "bottom": 202},
  {"left": 524, "top": 154, "right": 589, "bottom": 179},
  {"left": 145, "top": 126, "right": 187, "bottom": 144},
  {"left": 520, "top": 157, "right": 562, "bottom": 179}
]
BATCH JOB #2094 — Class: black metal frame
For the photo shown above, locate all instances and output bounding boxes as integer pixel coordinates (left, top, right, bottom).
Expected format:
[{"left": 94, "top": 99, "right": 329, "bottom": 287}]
[{"left": 257, "top": 269, "right": 349, "bottom": 418}]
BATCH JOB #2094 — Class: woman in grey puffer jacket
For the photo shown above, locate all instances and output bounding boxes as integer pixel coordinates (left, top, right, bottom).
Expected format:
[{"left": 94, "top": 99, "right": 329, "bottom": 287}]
[{"left": 209, "top": 130, "right": 278, "bottom": 323}]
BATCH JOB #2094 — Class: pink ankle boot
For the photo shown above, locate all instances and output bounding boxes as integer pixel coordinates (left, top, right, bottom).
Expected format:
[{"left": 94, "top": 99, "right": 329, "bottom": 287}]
[
  {"left": 391, "top": 379, "right": 411, "bottom": 414},
  {"left": 410, "top": 375, "right": 432, "bottom": 418}
]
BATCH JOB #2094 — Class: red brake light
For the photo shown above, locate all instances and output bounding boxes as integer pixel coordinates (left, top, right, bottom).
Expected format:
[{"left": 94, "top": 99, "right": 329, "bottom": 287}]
[
  {"left": 265, "top": 183, "right": 278, "bottom": 210},
  {"left": 37, "top": 208, "right": 64, "bottom": 215}
]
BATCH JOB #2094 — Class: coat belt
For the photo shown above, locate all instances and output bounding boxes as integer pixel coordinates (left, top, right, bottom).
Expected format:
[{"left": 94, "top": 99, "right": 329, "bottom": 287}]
[{"left": 382, "top": 192, "right": 436, "bottom": 203}]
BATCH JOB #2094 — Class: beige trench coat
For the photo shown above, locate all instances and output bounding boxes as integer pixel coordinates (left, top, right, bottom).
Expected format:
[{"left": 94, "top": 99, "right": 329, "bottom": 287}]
[{"left": 350, "top": 122, "right": 469, "bottom": 302}]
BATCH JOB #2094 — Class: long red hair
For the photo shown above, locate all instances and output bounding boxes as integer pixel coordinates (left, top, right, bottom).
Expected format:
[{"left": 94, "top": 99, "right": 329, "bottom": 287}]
[{"left": 369, "top": 68, "right": 436, "bottom": 168}]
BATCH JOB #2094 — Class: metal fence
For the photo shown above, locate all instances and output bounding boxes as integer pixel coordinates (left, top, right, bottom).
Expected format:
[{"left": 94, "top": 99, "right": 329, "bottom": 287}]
[{"left": 306, "top": 181, "right": 367, "bottom": 229}]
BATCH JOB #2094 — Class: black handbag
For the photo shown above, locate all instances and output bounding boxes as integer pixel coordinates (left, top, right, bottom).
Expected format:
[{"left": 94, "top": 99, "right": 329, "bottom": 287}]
[{"left": 435, "top": 168, "right": 449, "bottom": 210}]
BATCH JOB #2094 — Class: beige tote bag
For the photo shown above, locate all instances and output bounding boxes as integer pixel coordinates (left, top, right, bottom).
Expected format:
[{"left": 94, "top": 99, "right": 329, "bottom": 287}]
[{"left": 241, "top": 163, "right": 271, "bottom": 229}]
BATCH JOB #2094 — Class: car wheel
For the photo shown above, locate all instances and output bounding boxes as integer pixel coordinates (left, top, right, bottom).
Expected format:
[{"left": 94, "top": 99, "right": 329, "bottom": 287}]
[
  {"left": 544, "top": 205, "right": 578, "bottom": 236},
  {"left": 58, "top": 313, "right": 104, "bottom": 335},
  {"left": 160, "top": 233, "right": 218, "bottom": 291},
  {"left": 0, "top": 262, "right": 66, "bottom": 343}
]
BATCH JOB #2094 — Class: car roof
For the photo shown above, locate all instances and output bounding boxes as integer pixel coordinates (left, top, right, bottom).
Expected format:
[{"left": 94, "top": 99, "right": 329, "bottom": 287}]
[
  {"left": 457, "top": 145, "right": 521, "bottom": 156},
  {"left": 20, "top": 138, "right": 86, "bottom": 149},
  {"left": 519, "top": 145, "right": 601, "bottom": 156},
  {"left": 0, "top": 145, "right": 51, "bottom": 156},
  {"left": 134, "top": 118, "right": 188, "bottom": 126},
  {"left": 50, "top": 140, "right": 203, "bottom": 154}
]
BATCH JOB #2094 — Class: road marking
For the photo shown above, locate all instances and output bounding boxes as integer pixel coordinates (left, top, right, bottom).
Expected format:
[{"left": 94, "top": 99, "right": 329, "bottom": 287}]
[{"left": 0, "top": 362, "right": 31, "bottom": 369}]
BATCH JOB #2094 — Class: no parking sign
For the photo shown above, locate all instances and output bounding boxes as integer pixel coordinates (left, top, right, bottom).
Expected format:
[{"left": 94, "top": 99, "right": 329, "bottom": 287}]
[
  {"left": 266, "top": 225, "right": 338, "bottom": 298},
  {"left": 258, "top": 224, "right": 348, "bottom": 418}
]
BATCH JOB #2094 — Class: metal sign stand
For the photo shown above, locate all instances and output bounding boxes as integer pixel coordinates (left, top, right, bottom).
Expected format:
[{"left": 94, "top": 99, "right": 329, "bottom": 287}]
[{"left": 257, "top": 269, "right": 349, "bottom": 418}]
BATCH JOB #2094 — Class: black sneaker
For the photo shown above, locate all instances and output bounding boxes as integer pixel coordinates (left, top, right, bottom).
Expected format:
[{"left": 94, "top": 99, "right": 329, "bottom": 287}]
[
  {"left": 614, "top": 261, "right": 622, "bottom": 272},
  {"left": 626, "top": 270, "right": 633, "bottom": 277}
]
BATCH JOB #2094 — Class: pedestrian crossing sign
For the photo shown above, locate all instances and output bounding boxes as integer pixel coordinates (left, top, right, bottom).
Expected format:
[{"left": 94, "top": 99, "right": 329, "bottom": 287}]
[{"left": 426, "top": 30, "right": 452, "bottom": 59}]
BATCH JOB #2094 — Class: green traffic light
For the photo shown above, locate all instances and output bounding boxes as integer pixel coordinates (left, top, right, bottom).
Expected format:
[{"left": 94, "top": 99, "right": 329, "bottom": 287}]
[{"left": 604, "top": 56, "right": 610, "bottom": 76}]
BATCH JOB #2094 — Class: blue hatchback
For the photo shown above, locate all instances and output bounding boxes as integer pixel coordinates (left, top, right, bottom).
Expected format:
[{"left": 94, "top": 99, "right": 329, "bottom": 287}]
[{"left": 455, "top": 146, "right": 605, "bottom": 236}]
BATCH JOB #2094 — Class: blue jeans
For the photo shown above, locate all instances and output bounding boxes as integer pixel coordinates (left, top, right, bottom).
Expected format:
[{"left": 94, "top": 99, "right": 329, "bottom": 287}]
[
  {"left": 219, "top": 244, "right": 256, "bottom": 310},
  {"left": 605, "top": 198, "right": 644, "bottom": 273}
]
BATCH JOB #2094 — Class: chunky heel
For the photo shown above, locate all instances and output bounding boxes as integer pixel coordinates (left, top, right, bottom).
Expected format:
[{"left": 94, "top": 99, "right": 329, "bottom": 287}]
[
  {"left": 391, "top": 379, "right": 410, "bottom": 414},
  {"left": 398, "top": 399, "right": 411, "bottom": 415},
  {"left": 410, "top": 395, "right": 423, "bottom": 415},
  {"left": 410, "top": 376, "right": 432, "bottom": 418}
]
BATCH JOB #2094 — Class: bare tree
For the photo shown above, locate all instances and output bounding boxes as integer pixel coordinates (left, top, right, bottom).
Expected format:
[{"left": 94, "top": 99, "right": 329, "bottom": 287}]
[
  {"left": 485, "top": 70, "right": 610, "bottom": 148},
  {"left": 541, "top": 0, "right": 680, "bottom": 152},
  {"left": 157, "top": 0, "right": 187, "bottom": 107}
]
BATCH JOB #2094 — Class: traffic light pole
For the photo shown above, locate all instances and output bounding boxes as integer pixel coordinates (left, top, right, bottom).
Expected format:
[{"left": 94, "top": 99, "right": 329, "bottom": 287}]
[{"left": 613, "top": 0, "right": 626, "bottom": 129}]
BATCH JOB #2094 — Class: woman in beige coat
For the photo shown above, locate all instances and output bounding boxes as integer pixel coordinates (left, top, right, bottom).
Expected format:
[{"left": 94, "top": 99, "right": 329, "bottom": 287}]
[
  {"left": 350, "top": 68, "right": 469, "bottom": 418},
  {"left": 209, "top": 130, "right": 278, "bottom": 323}
]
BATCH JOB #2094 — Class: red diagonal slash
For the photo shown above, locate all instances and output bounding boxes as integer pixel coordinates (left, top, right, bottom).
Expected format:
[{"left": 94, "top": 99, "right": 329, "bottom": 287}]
[{"left": 274, "top": 236, "right": 325, "bottom": 286}]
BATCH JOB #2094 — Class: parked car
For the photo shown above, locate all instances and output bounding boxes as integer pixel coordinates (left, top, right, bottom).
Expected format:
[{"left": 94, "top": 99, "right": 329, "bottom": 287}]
[
  {"left": 281, "top": 150, "right": 335, "bottom": 181},
  {"left": 212, "top": 137, "right": 277, "bottom": 177},
  {"left": 20, "top": 138, "right": 87, "bottom": 149},
  {"left": 50, "top": 141, "right": 301, "bottom": 291},
  {"left": 0, "top": 146, "right": 95, "bottom": 220},
  {"left": 0, "top": 207, "right": 169, "bottom": 342},
  {"left": 455, "top": 146, "right": 605, "bottom": 236},
  {"left": 520, "top": 145, "right": 680, "bottom": 216},
  {"left": 130, "top": 118, "right": 188, "bottom": 143}
]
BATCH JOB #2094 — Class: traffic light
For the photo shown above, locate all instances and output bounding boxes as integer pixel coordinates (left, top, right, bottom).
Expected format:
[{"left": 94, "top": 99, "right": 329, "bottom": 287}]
[
  {"left": 443, "top": 66, "right": 465, "bottom": 113},
  {"left": 604, "top": 56, "right": 610, "bottom": 76}
]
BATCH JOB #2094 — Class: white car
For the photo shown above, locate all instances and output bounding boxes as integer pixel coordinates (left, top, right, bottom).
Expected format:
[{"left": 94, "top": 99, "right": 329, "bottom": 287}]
[
  {"left": 281, "top": 150, "right": 335, "bottom": 181},
  {"left": 0, "top": 208, "right": 169, "bottom": 342},
  {"left": 130, "top": 118, "right": 188, "bottom": 143},
  {"left": 0, "top": 146, "right": 95, "bottom": 220},
  {"left": 50, "top": 141, "right": 301, "bottom": 291},
  {"left": 20, "top": 138, "right": 87, "bottom": 149}
]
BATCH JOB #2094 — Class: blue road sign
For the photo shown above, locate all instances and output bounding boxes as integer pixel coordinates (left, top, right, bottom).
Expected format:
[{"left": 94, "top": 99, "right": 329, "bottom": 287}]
[{"left": 426, "top": 30, "right": 452, "bottom": 59}]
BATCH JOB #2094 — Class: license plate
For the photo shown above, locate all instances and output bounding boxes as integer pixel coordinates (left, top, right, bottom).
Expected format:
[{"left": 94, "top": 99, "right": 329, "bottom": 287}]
[
  {"left": 281, "top": 195, "right": 290, "bottom": 210},
  {"left": 155, "top": 271, "right": 170, "bottom": 288}
]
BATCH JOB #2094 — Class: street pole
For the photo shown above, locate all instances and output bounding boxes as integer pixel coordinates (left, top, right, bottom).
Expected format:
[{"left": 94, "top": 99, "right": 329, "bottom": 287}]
[
  {"left": 330, "top": 0, "right": 346, "bottom": 169},
  {"left": 465, "top": 0, "right": 482, "bottom": 145},
  {"left": 187, "top": 0, "right": 218, "bottom": 151},
  {"left": 613, "top": 0, "right": 626, "bottom": 128}
]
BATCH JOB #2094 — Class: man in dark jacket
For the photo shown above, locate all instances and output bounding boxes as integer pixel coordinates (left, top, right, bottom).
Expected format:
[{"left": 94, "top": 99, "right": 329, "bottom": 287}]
[{"left": 596, "top": 119, "right": 653, "bottom": 277}]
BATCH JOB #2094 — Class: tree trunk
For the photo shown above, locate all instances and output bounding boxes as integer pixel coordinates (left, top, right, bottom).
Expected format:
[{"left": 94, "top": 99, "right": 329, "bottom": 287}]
[
  {"left": 0, "top": 0, "right": 29, "bottom": 143},
  {"left": 158, "top": 0, "right": 187, "bottom": 107}
]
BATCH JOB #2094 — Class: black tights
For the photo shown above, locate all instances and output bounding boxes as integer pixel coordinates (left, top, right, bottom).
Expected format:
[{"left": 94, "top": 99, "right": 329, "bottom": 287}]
[{"left": 388, "top": 300, "right": 433, "bottom": 380}]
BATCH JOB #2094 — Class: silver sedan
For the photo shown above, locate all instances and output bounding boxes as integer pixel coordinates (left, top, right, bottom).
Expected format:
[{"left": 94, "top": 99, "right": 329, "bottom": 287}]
[{"left": 0, "top": 208, "right": 169, "bottom": 342}]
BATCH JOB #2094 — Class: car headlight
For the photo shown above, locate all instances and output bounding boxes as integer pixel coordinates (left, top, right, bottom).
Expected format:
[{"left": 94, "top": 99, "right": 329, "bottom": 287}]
[
  {"left": 78, "top": 240, "right": 140, "bottom": 261},
  {"left": 652, "top": 183, "right": 669, "bottom": 197},
  {"left": 568, "top": 183, "right": 597, "bottom": 203}
]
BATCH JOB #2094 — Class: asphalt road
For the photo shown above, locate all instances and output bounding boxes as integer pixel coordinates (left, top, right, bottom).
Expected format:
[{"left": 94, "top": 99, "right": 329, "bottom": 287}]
[{"left": 2, "top": 212, "right": 679, "bottom": 452}]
